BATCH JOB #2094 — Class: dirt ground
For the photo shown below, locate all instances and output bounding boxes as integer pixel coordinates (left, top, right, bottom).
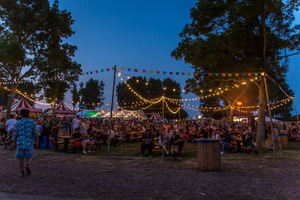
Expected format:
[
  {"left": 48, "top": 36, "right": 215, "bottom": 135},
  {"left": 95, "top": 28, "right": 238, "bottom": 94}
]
[{"left": 0, "top": 145, "right": 300, "bottom": 200}]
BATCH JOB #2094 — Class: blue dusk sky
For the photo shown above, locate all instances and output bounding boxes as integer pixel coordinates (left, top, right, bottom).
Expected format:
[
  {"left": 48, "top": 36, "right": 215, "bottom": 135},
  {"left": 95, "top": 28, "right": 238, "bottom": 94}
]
[{"left": 47, "top": 0, "right": 300, "bottom": 117}]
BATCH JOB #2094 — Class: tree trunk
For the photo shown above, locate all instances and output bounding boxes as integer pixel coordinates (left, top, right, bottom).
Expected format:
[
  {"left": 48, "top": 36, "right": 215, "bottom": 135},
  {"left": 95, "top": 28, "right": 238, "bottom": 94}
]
[
  {"left": 229, "top": 106, "right": 234, "bottom": 127},
  {"left": 257, "top": 80, "right": 267, "bottom": 144},
  {"left": 6, "top": 84, "right": 18, "bottom": 119}
]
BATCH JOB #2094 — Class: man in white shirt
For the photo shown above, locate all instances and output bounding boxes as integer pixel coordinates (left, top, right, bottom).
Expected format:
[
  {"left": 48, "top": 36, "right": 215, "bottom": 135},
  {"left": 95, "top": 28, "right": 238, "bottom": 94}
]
[
  {"left": 6, "top": 115, "right": 17, "bottom": 135},
  {"left": 71, "top": 115, "right": 81, "bottom": 133}
]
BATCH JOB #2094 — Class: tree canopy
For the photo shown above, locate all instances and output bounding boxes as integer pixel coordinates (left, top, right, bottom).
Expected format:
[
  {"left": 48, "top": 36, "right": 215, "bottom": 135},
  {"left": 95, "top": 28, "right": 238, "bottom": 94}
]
[
  {"left": 0, "top": 0, "right": 81, "bottom": 117},
  {"left": 172, "top": 0, "right": 300, "bottom": 142},
  {"left": 79, "top": 78, "right": 105, "bottom": 110},
  {"left": 116, "top": 76, "right": 188, "bottom": 119}
]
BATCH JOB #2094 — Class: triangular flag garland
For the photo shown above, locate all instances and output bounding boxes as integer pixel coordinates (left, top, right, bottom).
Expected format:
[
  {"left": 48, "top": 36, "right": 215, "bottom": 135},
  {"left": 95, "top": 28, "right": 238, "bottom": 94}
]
[{"left": 0, "top": 67, "right": 290, "bottom": 98}]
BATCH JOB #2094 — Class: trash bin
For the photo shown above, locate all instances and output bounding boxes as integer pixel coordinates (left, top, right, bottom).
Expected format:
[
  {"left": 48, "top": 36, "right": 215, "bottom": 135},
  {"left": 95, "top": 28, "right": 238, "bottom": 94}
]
[
  {"left": 195, "top": 139, "right": 221, "bottom": 171},
  {"left": 278, "top": 134, "right": 288, "bottom": 148}
]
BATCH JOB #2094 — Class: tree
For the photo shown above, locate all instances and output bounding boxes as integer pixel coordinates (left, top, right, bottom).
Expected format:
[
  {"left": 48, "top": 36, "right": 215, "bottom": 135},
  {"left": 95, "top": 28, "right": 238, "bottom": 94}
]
[
  {"left": 79, "top": 78, "right": 105, "bottom": 110},
  {"left": 116, "top": 76, "right": 188, "bottom": 119},
  {"left": 0, "top": 0, "right": 81, "bottom": 117},
  {"left": 71, "top": 83, "right": 80, "bottom": 109},
  {"left": 172, "top": 0, "right": 299, "bottom": 143},
  {"left": 0, "top": 88, "right": 9, "bottom": 109}
]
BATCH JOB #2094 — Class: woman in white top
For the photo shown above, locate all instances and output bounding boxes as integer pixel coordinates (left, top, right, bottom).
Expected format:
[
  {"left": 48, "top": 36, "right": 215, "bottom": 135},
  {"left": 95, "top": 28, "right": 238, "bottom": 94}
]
[{"left": 81, "top": 118, "right": 87, "bottom": 135}]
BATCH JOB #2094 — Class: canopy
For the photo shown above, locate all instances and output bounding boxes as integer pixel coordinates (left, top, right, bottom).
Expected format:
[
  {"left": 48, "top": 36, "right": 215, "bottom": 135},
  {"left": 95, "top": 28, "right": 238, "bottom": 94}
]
[
  {"left": 101, "top": 110, "right": 148, "bottom": 120},
  {"left": 3, "top": 98, "right": 42, "bottom": 113},
  {"left": 47, "top": 101, "right": 76, "bottom": 115},
  {"left": 149, "top": 113, "right": 162, "bottom": 121},
  {"left": 76, "top": 110, "right": 108, "bottom": 118}
]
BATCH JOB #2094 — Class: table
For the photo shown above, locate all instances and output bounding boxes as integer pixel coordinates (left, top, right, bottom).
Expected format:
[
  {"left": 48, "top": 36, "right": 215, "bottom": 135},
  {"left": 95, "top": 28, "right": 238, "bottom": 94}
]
[
  {"left": 129, "top": 131, "right": 143, "bottom": 141},
  {"left": 58, "top": 136, "right": 74, "bottom": 152}
]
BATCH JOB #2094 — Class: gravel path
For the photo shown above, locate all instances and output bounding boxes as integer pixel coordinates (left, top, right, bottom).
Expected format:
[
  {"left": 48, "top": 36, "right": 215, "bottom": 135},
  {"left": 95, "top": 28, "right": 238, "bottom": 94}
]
[{"left": 0, "top": 149, "right": 300, "bottom": 200}]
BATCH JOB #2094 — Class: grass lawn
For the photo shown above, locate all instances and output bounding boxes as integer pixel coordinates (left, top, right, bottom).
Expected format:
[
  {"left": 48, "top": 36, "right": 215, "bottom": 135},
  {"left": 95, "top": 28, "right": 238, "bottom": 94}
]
[{"left": 58, "top": 140, "right": 300, "bottom": 160}]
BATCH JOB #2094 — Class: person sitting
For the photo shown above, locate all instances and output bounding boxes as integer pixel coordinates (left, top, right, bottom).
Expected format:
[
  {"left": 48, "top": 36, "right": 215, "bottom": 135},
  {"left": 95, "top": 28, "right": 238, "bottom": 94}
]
[
  {"left": 89, "top": 129, "right": 101, "bottom": 150},
  {"left": 82, "top": 130, "right": 94, "bottom": 153},
  {"left": 273, "top": 123, "right": 282, "bottom": 150},
  {"left": 169, "top": 128, "right": 181, "bottom": 160},
  {"left": 141, "top": 129, "right": 154, "bottom": 159},
  {"left": 73, "top": 127, "right": 93, "bottom": 154},
  {"left": 221, "top": 132, "right": 232, "bottom": 154},
  {"left": 178, "top": 129, "right": 185, "bottom": 155},
  {"left": 158, "top": 129, "right": 169, "bottom": 158},
  {"left": 244, "top": 130, "right": 259, "bottom": 154}
]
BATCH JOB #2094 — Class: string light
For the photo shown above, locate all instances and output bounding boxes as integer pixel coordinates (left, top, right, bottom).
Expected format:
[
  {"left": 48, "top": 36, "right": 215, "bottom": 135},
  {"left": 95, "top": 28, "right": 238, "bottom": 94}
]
[{"left": 165, "top": 101, "right": 180, "bottom": 114}]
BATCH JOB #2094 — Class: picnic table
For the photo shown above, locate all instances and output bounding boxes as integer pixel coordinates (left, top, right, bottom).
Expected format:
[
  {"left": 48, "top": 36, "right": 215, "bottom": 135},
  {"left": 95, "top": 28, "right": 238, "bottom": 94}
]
[
  {"left": 129, "top": 131, "right": 143, "bottom": 141},
  {"left": 58, "top": 136, "right": 74, "bottom": 152}
]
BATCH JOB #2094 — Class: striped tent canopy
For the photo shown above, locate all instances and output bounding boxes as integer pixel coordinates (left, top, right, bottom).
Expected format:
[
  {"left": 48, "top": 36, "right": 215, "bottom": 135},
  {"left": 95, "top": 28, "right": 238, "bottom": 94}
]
[
  {"left": 4, "top": 98, "right": 42, "bottom": 113},
  {"left": 47, "top": 101, "right": 76, "bottom": 115},
  {"left": 149, "top": 113, "right": 163, "bottom": 121}
]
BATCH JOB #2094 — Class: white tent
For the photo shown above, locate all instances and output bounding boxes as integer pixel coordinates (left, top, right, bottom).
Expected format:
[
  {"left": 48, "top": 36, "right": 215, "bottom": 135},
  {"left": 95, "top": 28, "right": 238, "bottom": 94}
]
[{"left": 255, "top": 116, "right": 284, "bottom": 126}]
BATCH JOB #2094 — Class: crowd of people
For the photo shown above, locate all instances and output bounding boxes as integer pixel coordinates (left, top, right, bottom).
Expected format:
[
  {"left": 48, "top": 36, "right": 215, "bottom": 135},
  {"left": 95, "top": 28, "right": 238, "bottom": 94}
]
[
  {"left": 1, "top": 113, "right": 300, "bottom": 158},
  {"left": 1, "top": 110, "right": 300, "bottom": 178}
]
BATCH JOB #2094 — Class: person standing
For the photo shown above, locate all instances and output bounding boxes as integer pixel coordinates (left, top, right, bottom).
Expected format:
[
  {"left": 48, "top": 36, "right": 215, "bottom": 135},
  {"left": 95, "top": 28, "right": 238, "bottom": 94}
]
[
  {"left": 12, "top": 109, "right": 38, "bottom": 178},
  {"left": 72, "top": 115, "right": 81, "bottom": 133},
  {"left": 4, "top": 115, "right": 17, "bottom": 149},
  {"left": 62, "top": 117, "right": 70, "bottom": 136},
  {"left": 39, "top": 118, "right": 52, "bottom": 149},
  {"left": 52, "top": 116, "right": 61, "bottom": 150},
  {"left": 6, "top": 115, "right": 17, "bottom": 136}
]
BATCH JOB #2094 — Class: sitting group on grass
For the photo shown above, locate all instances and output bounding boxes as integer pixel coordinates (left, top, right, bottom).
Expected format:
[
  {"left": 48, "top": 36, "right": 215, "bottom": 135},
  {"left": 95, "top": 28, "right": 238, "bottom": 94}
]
[
  {"left": 140, "top": 127, "right": 185, "bottom": 160},
  {"left": 2, "top": 113, "right": 299, "bottom": 158}
]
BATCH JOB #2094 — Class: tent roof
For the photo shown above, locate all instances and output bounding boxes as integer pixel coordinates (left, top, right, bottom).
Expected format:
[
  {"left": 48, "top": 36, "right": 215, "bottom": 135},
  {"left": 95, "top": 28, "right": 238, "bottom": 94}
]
[
  {"left": 4, "top": 98, "right": 42, "bottom": 113},
  {"left": 77, "top": 110, "right": 108, "bottom": 118},
  {"left": 149, "top": 113, "right": 162, "bottom": 121},
  {"left": 100, "top": 110, "right": 148, "bottom": 119},
  {"left": 47, "top": 101, "right": 76, "bottom": 115}
]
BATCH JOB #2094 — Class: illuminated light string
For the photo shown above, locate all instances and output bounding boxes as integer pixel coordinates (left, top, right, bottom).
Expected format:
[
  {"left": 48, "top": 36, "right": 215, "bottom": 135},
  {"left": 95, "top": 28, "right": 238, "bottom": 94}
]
[
  {"left": 0, "top": 71, "right": 291, "bottom": 103},
  {"left": 118, "top": 98, "right": 163, "bottom": 111},
  {"left": 118, "top": 72, "right": 247, "bottom": 103},
  {"left": 164, "top": 101, "right": 180, "bottom": 114},
  {"left": 0, "top": 86, "right": 52, "bottom": 106},
  {"left": 119, "top": 75, "right": 163, "bottom": 104},
  {"left": 63, "top": 100, "right": 119, "bottom": 108},
  {"left": 183, "top": 97, "right": 291, "bottom": 112}
]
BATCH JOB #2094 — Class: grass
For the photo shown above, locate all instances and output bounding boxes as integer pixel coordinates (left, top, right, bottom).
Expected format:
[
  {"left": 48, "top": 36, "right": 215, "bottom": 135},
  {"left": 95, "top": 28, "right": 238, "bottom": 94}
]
[
  {"left": 65, "top": 142, "right": 199, "bottom": 158},
  {"left": 51, "top": 140, "right": 300, "bottom": 160}
]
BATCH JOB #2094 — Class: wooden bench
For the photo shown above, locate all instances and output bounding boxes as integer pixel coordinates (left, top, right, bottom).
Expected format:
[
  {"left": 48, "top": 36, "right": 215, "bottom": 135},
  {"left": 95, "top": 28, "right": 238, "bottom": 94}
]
[
  {"left": 52, "top": 141, "right": 65, "bottom": 150},
  {"left": 131, "top": 136, "right": 142, "bottom": 141}
]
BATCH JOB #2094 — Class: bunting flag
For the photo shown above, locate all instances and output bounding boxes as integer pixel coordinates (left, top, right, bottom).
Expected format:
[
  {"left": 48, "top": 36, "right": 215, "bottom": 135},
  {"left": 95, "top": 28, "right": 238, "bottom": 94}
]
[
  {"left": 263, "top": 73, "right": 291, "bottom": 98},
  {"left": 0, "top": 67, "right": 113, "bottom": 86}
]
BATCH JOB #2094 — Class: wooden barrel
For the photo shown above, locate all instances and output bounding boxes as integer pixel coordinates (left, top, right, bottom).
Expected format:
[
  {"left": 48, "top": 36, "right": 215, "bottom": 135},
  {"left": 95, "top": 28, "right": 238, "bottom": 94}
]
[
  {"left": 279, "top": 134, "right": 288, "bottom": 149},
  {"left": 196, "top": 139, "right": 221, "bottom": 171}
]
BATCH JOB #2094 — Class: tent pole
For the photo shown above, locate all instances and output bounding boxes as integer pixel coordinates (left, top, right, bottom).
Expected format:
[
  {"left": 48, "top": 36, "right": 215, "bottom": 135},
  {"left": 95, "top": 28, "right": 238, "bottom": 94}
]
[
  {"left": 107, "top": 65, "right": 117, "bottom": 156},
  {"left": 291, "top": 97, "right": 299, "bottom": 122},
  {"left": 162, "top": 96, "right": 164, "bottom": 125},
  {"left": 263, "top": 75, "right": 276, "bottom": 158}
]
